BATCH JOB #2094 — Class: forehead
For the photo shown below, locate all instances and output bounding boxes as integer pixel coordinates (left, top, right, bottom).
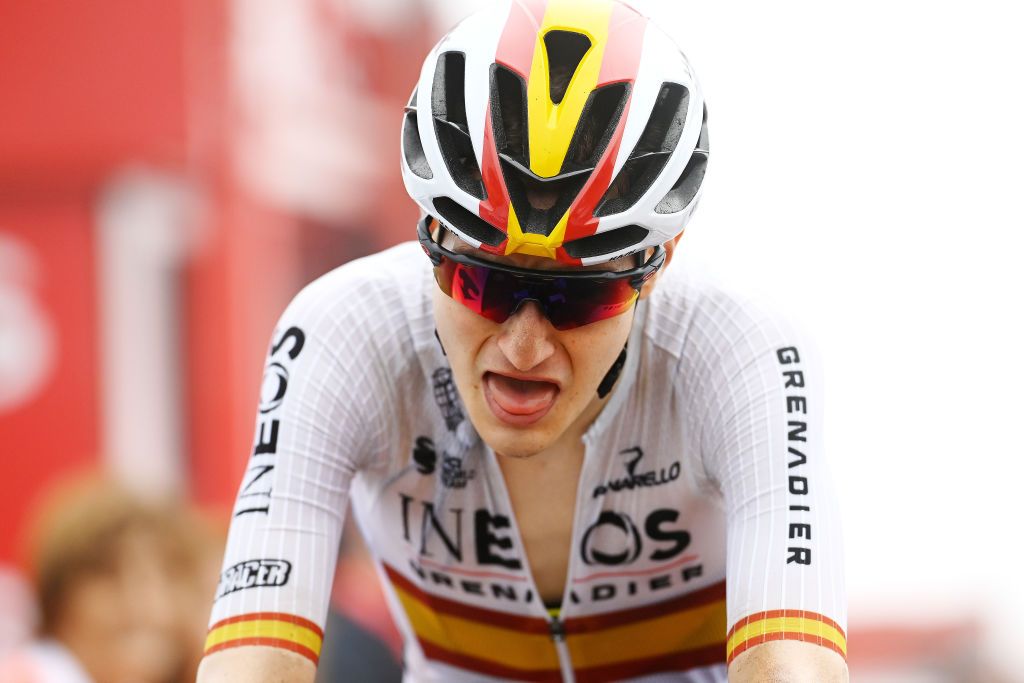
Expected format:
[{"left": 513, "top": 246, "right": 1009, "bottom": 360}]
[{"left": 441, "top": 228, "right": 637, "bottom": 274}]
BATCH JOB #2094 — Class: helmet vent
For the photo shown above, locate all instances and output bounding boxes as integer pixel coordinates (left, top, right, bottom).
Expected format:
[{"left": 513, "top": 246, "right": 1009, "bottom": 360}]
[
  {"left": 500, "top": 157, "right": 589, "bottom": 237},
  {"left": 564, "top": 82, "right": 630, "bottom": 170},
  {"left": 656, "top": 104, "right": 709, "bottom": 214},
  {"left": 491, "top": 66, "right": 529, "bottom": 165},
  {"left": 433, "top": 197, "right": 507, "bottom": 247},
  {"left": 563, "top": 225, "right": 649, "bottom": 260},
  {"left": 403, "top": 88, "right": 433, "bottom": 180},
  {"left": 544, "top": 30, "right": 592, "bottom": 105},
  {"left": 489, "top": 73, "right": 629, "bottom": 237},
  {"left": 403, "top": 111, "right": 433, "bottom": 180},
  {"left": 595, "top": 83, "right": 690, "bottom": 217},
  {"left": 433, "top": 52, "right": 486, "bottom": 200},
  {"left": 491, "top": 80, "right": 629, "bottom": 237}
]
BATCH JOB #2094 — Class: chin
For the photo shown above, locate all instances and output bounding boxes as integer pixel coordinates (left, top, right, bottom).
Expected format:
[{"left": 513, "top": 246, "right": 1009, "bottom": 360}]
[
  {"left": 482, "top": 433, "right": 551, "bottom": 459},
  {"left": 469, "top": 410, "right": 564, "bottom": 459}
]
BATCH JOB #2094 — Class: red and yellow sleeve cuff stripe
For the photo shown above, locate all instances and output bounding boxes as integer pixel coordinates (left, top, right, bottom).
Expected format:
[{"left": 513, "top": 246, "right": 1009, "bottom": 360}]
[
  {"left": 726, "top": 610, "right": 847, "bottom": 666},
  {"left": 205, "top": 612, "right": 324, "bottom": 665}
]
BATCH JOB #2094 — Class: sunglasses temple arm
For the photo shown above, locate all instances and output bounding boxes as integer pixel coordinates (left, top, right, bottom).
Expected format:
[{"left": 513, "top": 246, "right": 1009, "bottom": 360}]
[{"left": 417, "top": 216, "right": 446, "bottom": 266}]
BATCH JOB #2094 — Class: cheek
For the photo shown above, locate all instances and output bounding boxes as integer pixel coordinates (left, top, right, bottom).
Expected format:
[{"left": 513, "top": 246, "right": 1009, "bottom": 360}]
[
  {"left": 432, "top": 289, "right": 489, "bottom": 372},
  {"left": 562, "top": 314, "right": 633, "bottom": 388}
]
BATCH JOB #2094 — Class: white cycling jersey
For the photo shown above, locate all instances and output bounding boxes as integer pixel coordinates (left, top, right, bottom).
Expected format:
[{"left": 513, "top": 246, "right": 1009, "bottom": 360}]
[{"left": 205, "top": 242, "right": 846, "bottom": 682}]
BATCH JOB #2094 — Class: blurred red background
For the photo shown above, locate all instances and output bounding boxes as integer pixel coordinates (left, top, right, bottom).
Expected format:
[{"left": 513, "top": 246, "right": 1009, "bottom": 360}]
[{"left": 0, "top": 0, "right": 430, "bottom": 565}]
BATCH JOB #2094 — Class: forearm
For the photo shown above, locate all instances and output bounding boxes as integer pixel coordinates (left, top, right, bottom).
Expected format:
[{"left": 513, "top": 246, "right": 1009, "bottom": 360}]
[
  {"left": 197, "top": 646, "right": 316, "bottom": 683},
  {"left": 728, "top": 641, "right": 849, "bottom": 683}
]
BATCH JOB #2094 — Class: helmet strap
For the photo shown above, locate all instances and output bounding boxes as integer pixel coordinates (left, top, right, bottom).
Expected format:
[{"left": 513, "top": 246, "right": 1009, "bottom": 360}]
[
  {"left": 597, "top": 345, "right": 628, "bottom": 399},
  {"left": 434, "top": 328, "right": 447, "bottom": 356}
]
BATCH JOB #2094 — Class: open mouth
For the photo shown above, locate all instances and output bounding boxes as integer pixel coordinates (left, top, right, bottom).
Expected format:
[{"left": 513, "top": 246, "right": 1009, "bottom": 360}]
[{"left": 482, "top": 372, "right": 560, "bottom": 427}]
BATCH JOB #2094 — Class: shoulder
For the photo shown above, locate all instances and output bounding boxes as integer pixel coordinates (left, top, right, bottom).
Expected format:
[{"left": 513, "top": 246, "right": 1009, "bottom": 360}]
[
  {"left": 258, "top": 242, "right": 434, "bottom": 462},
  {"left": 276, "top": 241, "right": 434, "bottom": 357},
  {"left": 640, "top": 252, "right": 821, "bottom": 468},
  {"left": 643, "top": 252, "right": 814, "bottom": 376},
  {"left": 268, "top": 241, "right": 435, "bottom": 400},
  {"left": 283, "top": 241, "right": 430, "bottom": 326}
]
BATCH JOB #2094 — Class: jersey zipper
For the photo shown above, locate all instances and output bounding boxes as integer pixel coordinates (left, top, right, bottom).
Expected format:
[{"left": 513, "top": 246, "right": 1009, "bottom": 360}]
[
  {"left": 549, "top": 615, "right": 566, "bottom": 642},
  {"left": 549, "top": 615, "right": 575, "bottom": 683},
  {"left": 484, "top": 443, "right": 580, "bottom": 682}
]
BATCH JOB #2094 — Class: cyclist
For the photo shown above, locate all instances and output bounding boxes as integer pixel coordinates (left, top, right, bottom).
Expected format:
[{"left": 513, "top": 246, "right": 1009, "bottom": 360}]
[{"left": 199, "top": 1, "right": 847, "bottom": 681}]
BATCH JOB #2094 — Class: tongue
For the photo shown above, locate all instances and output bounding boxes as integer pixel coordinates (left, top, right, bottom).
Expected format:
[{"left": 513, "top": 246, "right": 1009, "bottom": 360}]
[{"left": 486, "top": 373, "right": 558, "bottom": 415}]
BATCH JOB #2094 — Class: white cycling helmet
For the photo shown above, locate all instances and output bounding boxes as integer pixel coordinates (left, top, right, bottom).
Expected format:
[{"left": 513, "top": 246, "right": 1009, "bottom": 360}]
[{"left": 400, "top": 0, "right": 709, "bottom": 266}]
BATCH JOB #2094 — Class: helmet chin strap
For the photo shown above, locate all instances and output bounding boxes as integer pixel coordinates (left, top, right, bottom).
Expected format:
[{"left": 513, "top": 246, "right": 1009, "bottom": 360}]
[
  {"left": 434, "top": 329, "right": 627, "bottom": 399},
  {"left": 434, "top": 328, "right": 447, "bottom": 356},
  {"left": 597, "top": 345, "right": 628, "bottom": 399},
  {"left": 598, "top": 298, "right": 641, "bottom": 399}
]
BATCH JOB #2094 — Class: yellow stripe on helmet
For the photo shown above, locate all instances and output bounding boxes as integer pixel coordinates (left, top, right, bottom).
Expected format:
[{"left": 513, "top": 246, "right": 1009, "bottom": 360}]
[
  {"left": 504, "top": 204, "right": 572, "bottom": 259},
  {"left": 527, "top": 0, "right": 615, "bottom": 180},
  {"left": 508, "top": 0, "right": 616, "bottom": 258}
]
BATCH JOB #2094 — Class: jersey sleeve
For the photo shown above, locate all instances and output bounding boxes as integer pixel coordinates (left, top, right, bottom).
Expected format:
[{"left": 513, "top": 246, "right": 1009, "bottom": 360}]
[
  {"left": 693, "top": 308, "right": 847, "bottom": 668},
  {"left": 204, "top": 277, "right": 385, "bottom": 668}
]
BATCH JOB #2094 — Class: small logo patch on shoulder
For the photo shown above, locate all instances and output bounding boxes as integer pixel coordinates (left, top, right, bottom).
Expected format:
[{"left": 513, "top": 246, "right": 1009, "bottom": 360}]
[{"left": 216, "top": 559, "right": 292, "bottom": 598}]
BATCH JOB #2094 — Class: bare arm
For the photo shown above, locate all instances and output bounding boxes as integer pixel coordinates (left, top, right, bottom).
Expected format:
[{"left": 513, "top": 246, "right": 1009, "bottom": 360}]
[
  {"left": 728, "top": 641, "right": 849, "bottom": 683},
  {"left": 197, "top": 646, "right": 316, "bottom": 683}
]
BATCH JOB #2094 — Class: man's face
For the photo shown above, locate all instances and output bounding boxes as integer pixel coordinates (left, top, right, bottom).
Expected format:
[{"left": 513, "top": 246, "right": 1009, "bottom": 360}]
[{"left": 432, "top": 236, "right": 640, "bottom": 459}]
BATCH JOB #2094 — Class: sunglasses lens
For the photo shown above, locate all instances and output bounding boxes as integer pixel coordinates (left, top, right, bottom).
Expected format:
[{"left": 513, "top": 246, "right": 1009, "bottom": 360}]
[
  {"left": 434, "top": 259, "right": 638, "bottom": 330},
  {"left": 544, "top": 278, "right": 638, "bottom": 330}
]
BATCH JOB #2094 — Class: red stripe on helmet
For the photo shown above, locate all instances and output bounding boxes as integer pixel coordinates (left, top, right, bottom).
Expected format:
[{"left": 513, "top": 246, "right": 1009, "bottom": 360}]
[
  {"left": 599, "top": 3, "right": 648, "bottom": 84},
  {"left": 478, "top": 105, "right": 511, "bottom": 256},
  {"left": 477, "top": 0, "right": 549, "bottom": 254},
  {"left": 495, "top": 0, "right": 546, "bottom": 77},
  {"left": 562, "top": 3, "right": 647, "bottom": 249},
  {"left": 559, "top": 101, "right": 632, "bottom": 252}
]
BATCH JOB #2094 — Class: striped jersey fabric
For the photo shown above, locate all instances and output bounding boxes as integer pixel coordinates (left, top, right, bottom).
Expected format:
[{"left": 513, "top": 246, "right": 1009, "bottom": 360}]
[{"left": 206, "top": 242, "right": 846, "bottom": 682}]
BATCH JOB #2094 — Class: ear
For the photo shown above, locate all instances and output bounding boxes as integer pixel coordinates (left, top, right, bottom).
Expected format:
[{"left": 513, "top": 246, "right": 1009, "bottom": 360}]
[{"left": 639, "top": 232, "right": 684, "bottom": 300}]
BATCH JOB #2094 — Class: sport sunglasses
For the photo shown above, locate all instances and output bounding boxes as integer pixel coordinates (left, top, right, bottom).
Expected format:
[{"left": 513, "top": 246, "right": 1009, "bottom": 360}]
[{"left": 417, "top": 216, "right": 665, "bottom": 331}]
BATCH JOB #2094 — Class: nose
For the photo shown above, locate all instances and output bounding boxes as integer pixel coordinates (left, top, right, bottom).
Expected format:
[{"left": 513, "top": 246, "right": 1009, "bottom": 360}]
[{"left": 496, "top": 301, "right": 557, "bottom": 372}]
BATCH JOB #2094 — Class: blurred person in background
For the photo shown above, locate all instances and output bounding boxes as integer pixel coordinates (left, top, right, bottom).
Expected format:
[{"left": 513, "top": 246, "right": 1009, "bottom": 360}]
[
  {"left": 0, "top": 476, "right": 221, "bottom": 683},
  {"left": 199, "top": 1, "right": 847, "bottom": 681}
]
